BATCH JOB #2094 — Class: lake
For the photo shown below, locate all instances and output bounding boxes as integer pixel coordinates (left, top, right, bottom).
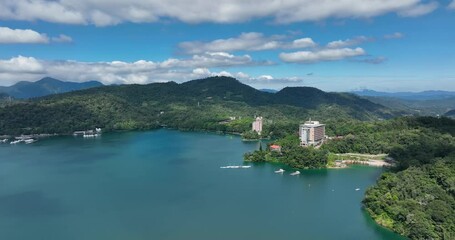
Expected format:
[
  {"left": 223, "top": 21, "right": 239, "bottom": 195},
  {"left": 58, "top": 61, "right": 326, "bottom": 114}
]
[{"left": 0, "top": 129, "right": 404, "bottom": 240}]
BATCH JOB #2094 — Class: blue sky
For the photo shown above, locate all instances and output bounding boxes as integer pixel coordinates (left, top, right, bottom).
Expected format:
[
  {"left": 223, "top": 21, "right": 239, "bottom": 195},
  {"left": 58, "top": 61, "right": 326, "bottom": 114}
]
[{"left": 0, "top": 0, "right": 454, "bottom": 92}]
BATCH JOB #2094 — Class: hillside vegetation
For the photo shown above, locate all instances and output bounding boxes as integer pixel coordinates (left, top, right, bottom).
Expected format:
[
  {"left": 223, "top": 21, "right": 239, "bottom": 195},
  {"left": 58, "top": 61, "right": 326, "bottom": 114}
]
[
  {"left": 0, "top": 76, "right": 396, "bottom": 135},
  {"left": 321, "top": 117, "right": 455, "bottom": 239}
]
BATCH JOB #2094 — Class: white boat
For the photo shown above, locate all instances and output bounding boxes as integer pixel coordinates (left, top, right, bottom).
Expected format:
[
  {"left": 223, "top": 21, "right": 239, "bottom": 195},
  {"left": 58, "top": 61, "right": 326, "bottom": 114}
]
[
  {"left": 290, "top": 171, "right": 300, "bottom": 176},
  {"left": 10, "top": 140, "right": 22, "bottom": 144},
  {"left": 24, "top": 139, "right": 36, "bottom": 144},
  {"left": 0, "top": 139, "right": 8, "bottom": 143},
  {"left": 355, "top": 188, "right": 361, "bottom": 191},
  {"left": 274, "top": 169, "right": 285, "bottom": 173},
  {"left": 240, "top": 166, "right": 251, "bottom": 168},
  {"left": 83, "top": 134, "right": 99, "bottom": 138}
]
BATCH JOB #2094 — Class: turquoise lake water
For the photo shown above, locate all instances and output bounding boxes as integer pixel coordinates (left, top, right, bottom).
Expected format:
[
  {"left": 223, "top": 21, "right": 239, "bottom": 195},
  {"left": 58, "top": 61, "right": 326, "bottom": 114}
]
[{"left": 0, "top": 129, "right": 405, "bottom": 240}]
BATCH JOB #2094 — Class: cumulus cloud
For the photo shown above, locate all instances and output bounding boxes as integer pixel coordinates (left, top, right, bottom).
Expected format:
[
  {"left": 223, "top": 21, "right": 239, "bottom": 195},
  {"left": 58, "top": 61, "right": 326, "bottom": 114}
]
[
  {"left": 0, "top": 56, "right": 46, "bottom": 73},
  {"left": 398, "top": 2, "right": 439, "bottom": 17},
  {"left": 178, "top": 32, "right": 316, "bottom": 54},
  {"left": 0, "top": 53, "right": 272, "bottom": 85},
  {"left": 51, "top": 34, "right": 73, "bottom": 43},
  {"left": 384, "top": 32, "right": 404, "bottom": 39},
  {"left": 0, "top": 27, "right": 49, "bottom": 43},
  {"left": 0, "top": 0, "right": 437, "bottom": 26},
  {"left": 279, "top": 48, "right": 366, "bottom": 63},
  {"left": 327, "top": 36, "right": 372, "bottom": 48}
]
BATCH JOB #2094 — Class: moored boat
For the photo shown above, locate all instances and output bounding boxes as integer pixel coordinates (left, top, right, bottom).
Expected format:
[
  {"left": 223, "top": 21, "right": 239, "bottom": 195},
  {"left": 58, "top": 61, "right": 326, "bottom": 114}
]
[{"left": 290, "top": 171, "right": 300, "bottom": 176}]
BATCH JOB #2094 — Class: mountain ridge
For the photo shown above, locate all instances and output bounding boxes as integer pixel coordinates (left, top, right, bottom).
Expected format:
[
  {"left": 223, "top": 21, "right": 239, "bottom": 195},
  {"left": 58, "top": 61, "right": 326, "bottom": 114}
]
[
  {"left": 0, "top": 77, "right": 104, "bottom": 99},
  {"left": 351, "top": 89, "right": 455, "bottom": 101},
  {"left": 0, "top": 76, "right": 398, "bottom": 135}
]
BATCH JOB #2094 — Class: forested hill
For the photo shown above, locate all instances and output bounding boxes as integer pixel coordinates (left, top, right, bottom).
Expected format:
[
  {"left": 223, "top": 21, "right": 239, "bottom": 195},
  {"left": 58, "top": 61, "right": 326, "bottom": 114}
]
[
  {"left": 0, "top": 77, "right": 103, "bottom": 99},
  {"left": 0, "top": 76, "right": 397, "bottom": 135}
]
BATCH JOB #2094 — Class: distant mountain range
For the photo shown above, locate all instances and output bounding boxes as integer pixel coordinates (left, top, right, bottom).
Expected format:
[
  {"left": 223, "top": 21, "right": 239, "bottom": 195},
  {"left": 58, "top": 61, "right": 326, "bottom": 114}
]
[
  {"left": 351, "top": 89, "right": 455, "bottom": 101},
  {"left": 351, "top": 89, "right": 455, "bottom": 116},
  {"left": 445, "top": 109, "right": 455, "bottom": 118},
  {"left": 0, "top": 76, "right": 396, "bottom": 135},
  {"left": 0, "top": 77, "right": 103, "bottom": 99},
  {"left": 259, "top": 89, "right": 279, "bottom": 93}
]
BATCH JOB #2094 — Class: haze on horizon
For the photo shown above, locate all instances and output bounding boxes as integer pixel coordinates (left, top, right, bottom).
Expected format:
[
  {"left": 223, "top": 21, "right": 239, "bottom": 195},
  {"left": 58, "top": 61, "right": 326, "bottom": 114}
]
[{"left": 0, "top": 0, "right": 454, "bottom": 92}]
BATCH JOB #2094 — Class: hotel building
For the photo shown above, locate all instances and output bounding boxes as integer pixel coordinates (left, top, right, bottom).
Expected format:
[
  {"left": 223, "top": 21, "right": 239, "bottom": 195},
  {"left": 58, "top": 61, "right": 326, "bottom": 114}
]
[
  {"left": 252, "top": 117, "right": 263, "bottom": 135},
  {"left": 299, "top": 120, "right": 325, "bottom": 146}
]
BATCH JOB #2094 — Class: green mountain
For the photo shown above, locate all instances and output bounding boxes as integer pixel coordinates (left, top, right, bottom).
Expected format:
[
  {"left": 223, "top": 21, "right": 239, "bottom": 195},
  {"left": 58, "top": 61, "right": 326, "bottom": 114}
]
[
  {"left": 0, "top": 76, "right": 397, "bottom": 135},
  {"left": 0, "top": 77, "right": 103, "bottom": 99},
  {"left": 0, "top": 92, "right": 9, "bottom": 99}
]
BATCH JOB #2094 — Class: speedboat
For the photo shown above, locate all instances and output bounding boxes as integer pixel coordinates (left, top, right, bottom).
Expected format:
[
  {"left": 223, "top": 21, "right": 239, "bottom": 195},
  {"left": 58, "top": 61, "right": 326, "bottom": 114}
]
[
  {"left": 274, "top": 169, "right": 285, "bottom": 173},
  {"left": 240, "top": 166, "right": 251, "bottom": 168},
  {"left": 355, "top": 188, "right": 361, "bottom": 191},
  {"left": 290, "top": 171, "right": 300, "bottom": 176}
]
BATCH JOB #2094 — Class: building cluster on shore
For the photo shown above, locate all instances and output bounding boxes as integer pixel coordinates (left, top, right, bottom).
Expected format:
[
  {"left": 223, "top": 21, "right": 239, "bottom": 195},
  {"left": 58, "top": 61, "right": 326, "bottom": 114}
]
[{"left": 251, "top": 117, "right": 326, "bottom": 148}]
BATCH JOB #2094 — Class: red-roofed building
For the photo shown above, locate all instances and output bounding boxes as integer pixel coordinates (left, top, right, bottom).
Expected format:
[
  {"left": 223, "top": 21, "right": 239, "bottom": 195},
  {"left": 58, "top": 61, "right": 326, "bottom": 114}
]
[{"left": 270, "top": 144, "right": 281, "bottom": 152}]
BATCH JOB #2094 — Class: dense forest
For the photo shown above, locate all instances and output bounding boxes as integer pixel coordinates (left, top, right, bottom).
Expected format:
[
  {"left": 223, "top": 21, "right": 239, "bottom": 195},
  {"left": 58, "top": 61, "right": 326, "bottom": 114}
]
[{"left": 0, "top": 76, "right": 398, "bottom": 136}]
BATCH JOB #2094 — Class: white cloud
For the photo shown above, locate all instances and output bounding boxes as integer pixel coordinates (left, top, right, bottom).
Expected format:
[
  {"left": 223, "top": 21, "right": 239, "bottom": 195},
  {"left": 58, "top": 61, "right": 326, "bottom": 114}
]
[
  {"left": 51, "top": 34, "right": 73, "bottom": 43},
  {"left": 0, "top": 1, "right": 437, "bottom": 26},
  {"left": 0, "top": 56, "right": 45, "bottom": 73},
  {"left": 399, "top": 2, "right": 439, "bottom": 17},
  {"left": 449, "top": 1, "right": 455, "bottom": 9},
  {"left": 0, "top": 53, "right": 271, "bottom": 85},
  {"left": 290, "top": 38, "right": 316, "bottom": 48},
  {"left": 178, "top": 32, "right": 316, "bottom": 54},
  {"left": 327, "top": 36, "right": 372, "bottom": 48},
  {"left": 0, "top": 27, "right": 49, "bottom": 43},
  {"left": 279, "top": 48, "right": 366, "bottom": 63},
  {"left": 0, "top": 0, "right": 85, "bottom": 25},
  {"left": 384, "top": 32, "right": 404, "bottom": 39}
]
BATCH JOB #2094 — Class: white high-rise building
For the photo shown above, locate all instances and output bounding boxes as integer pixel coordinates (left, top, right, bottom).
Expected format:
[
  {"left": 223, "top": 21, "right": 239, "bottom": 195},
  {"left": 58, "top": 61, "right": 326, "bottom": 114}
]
[
  {"left": 299, "top": 120, "right": 325, "bottom": 146},
  {"left": 252, "top": 117, "right": 263, "bottom": 134}
]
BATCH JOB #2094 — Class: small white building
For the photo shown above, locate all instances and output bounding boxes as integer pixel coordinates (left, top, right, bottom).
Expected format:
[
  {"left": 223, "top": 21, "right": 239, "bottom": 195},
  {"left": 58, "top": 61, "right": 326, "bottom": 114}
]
[{"left": 252, "top": 117, "right": 263, "bottom": 135}]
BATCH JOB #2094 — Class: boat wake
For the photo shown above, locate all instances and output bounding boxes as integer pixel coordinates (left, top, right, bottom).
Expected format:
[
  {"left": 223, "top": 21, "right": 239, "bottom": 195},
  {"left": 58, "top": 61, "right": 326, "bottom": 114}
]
[{"left": 220, "top": 165, "right": 251, "bottom": 169}]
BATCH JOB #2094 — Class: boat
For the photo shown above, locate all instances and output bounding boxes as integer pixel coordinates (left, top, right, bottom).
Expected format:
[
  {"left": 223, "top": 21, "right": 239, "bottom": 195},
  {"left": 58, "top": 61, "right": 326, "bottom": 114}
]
[
  {"left": 290, "top": 171, "right": 300, "bottom": 176},
  {"left": 83, "top": 134, "right": 100, "bottom": 138},
  {"left": 240, "top": 165, "right": 251, "bottom": 168},
  {"left": 355, "top": 188, "right": 360, "bottom": 191},
  {"left": 24, "top": 139, "right": 36, "bottom": 144},
  {"left": 10, "top": 140, "right": 22, "bottom": 144},
  {"left": 274, "top": 169, "right": 285, "bottom": 173},
  {"left": 0, "top": 139, "right": 8, "bottom": 143}
]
